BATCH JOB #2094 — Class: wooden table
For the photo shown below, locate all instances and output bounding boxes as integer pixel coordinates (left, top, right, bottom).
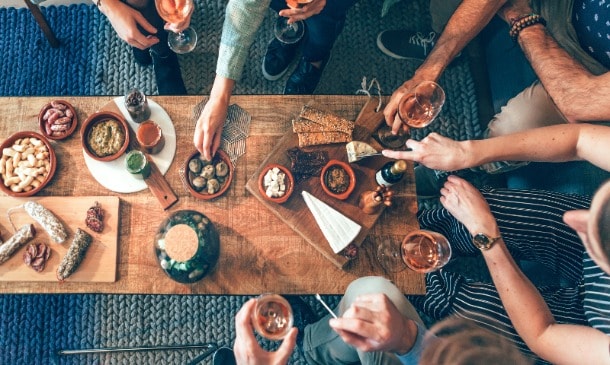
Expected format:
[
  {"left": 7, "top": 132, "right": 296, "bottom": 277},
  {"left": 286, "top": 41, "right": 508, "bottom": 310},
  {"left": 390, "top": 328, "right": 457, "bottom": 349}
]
[{"left": 0, "top": 95, "right": 425, "bottom": 295}]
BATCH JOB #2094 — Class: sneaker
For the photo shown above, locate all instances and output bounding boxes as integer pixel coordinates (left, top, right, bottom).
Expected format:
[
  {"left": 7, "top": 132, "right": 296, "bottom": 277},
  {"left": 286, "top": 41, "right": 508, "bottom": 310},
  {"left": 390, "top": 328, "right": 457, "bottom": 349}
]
[
  {"left": 132, "top": 46, "right": 152, "bottom": 66},
  {"left": 285, "top": 295, "right": 318, "bottom": 348},
  {"left": 212, "top": 347, "right": 236, "bottom": 365},
  {"left": 376, "top": 30, "right": 437, "bottom": 61},
  {"left": 284, "top": 56, "right": 328, "bottom": 95},
  {"left": 151, "top": 50, "right": 187, "bottom": 95},
  {"left": 262, "top": 38, "right": 301, "bottom": 81}
]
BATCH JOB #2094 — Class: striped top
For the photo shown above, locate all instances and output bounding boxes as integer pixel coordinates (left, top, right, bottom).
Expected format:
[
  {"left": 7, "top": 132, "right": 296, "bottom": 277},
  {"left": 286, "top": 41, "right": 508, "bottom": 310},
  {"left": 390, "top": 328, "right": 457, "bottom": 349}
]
[{"left": 583, "top": 252, "right": 610, "bottom": 334}]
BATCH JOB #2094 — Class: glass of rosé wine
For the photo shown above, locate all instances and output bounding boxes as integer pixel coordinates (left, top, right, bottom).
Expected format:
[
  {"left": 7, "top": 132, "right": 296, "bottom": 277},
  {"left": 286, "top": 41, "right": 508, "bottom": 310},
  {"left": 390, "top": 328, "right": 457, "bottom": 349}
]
[
  {"left": 155, "top": 0, "right": 198, "bottom": 54},
  {"left": 274, "top": 0, "right": 313, "bottom": 44},
  {"left": 251, "top": 294, "right": 294, "bottom": 341},
  {"left": 376, "top": 230, "right": 451, "bottom": 273}
]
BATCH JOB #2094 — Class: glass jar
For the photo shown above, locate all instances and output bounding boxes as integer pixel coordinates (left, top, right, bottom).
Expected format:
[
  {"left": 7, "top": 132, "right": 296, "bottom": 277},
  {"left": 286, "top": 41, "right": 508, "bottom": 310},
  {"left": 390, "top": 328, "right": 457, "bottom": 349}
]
[
  {"left": 125, "top": 150, "right": 151, "bottom": 179},
  {"left": 124, "top": 88, "right": 151, "bottom": 123}
]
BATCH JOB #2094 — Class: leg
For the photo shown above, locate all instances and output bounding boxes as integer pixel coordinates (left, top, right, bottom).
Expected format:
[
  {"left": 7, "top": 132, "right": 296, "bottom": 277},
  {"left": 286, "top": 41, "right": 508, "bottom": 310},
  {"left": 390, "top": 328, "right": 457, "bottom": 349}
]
[
  {"left": 302, "top": 276, "right": 423, "bottom": 365},
  {"left": 418, "top": 188, "right": 591, "bottom": 284},
  {"left": 409, "top": 270, "right": 587, "bottom": 363}
]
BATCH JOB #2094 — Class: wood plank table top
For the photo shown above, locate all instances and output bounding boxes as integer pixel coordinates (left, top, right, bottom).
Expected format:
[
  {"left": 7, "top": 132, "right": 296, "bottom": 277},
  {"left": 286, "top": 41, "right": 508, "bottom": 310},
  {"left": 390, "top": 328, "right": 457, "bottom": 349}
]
[{"left": 0, "top": 95, "right": 424, "bottom": 295}]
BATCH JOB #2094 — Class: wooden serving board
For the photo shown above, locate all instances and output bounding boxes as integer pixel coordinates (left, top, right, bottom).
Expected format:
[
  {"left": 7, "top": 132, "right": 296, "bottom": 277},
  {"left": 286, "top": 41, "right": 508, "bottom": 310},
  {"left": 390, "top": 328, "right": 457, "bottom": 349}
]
[
  {"left": 0, "top": 196, "right": 119, "bottom": 282},
  {"left": 245, "top": 99, "right": 401, "bottom": 268}
]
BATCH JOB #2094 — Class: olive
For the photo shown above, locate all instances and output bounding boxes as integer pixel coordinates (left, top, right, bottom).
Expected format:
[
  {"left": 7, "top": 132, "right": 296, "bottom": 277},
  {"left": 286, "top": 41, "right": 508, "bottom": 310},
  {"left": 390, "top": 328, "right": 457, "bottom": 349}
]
[
  {"left": 188, "top": 158, "right": 202, "bottom": 174},
  {"left": 215, "top": 161, "right": 229, "bottom": 177}
]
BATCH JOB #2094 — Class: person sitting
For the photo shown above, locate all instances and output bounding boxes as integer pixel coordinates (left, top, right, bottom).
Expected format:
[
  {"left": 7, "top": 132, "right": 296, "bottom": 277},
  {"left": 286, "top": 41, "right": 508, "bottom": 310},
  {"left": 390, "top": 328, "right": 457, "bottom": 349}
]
[
  {"left": 92, "top": 0, "right": 187, "bottom": 95},
  {"left": 213, "top": 276, "right": 530, "bottom": 365},
  {"left": 193, "top": 0, "right": 358, "bottom": 161}
]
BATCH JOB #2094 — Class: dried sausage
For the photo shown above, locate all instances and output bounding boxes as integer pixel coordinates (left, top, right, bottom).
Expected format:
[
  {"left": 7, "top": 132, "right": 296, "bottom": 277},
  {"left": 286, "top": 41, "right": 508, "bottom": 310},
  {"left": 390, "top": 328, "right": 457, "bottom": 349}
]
[
  {"left": 0, "top": 224, "right": 35, "bottom": 265},
  {"left": 22, "top": 201, "right": 68, "bottom": 243},
  {"left": 56, "top": 228, "right": 92, "bottom": 281}
]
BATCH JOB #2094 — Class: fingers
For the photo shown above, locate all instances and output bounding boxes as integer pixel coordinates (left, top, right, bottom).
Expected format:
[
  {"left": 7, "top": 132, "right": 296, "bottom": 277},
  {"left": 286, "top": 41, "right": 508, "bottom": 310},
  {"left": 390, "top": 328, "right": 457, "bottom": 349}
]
[
  {"left": 235, "top": 299, "right": 257, "bottom": 343},
  {"left": 276, "top": 328, "right": 298, "bottom": 361}
]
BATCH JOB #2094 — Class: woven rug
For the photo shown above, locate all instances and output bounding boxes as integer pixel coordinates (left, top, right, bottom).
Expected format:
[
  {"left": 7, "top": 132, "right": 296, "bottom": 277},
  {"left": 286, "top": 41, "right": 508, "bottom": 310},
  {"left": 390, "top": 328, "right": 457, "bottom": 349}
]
[{"left": 0, "top": 0, "right": 482, "bottom": 364}]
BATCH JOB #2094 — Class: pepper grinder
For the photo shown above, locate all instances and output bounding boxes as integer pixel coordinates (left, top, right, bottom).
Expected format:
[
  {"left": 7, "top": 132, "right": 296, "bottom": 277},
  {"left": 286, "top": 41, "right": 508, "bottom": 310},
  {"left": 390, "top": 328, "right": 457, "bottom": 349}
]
[{"left": 358, "top": 185, "right": 393, "bottom": 214}]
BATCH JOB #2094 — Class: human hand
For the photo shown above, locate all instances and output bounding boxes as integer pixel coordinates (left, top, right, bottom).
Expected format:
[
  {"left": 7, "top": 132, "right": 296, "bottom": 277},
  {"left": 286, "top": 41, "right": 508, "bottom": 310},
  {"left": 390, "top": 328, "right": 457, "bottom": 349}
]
[
  {"left": 102, "top": 1, "right": 159, "bottom": 50},
  {"left": 381, "top": 133, "right": 469, "bottom": 171},
  {"left": 278, "top": 0, "right": 326, "bottom": 24},
  {"left": 328, "top": 293, "right": 418, "bottom": 354},
  {"left": 440, "top": 175, "right": 499, "bottom": 236},
  {"left": 193, "top": 97, "right": 228, "bottom": 161},
  {"left": 162, "top": 0, "right": 194, "bottom": 33},
  {"left": 383, "top": 75, "right": 434, "bottom": 135},
  {"left": 233, "top": 299, "right": 297, "bottom": 365},
  {"left": 498, "top": 0, "right": 534, "bottom": 24}
]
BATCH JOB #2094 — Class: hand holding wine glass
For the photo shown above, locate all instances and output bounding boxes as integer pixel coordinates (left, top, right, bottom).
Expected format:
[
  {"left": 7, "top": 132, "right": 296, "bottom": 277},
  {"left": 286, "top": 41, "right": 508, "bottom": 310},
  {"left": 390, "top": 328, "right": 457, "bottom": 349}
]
[
  {"left": 274, "top": 0, "right": 316, "bottom": 44},
  {"left": 155, "top": 0, "right": 197, "bottom": 54},
  {"left": 376, "top": 230, "right": 452, "bottom": 273}
]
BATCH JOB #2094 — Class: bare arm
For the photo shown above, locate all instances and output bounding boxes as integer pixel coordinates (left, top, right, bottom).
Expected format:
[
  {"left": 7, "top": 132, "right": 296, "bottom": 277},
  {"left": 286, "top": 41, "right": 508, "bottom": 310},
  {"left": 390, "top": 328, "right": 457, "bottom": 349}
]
[
  {"left": 384, "top": 0, "right": 507, "bottom": 129},
  {"left": 501, "top": 5, "right": 610, "bottom": 122},
  {"left": 93, "top": 0, "right": 159, "bottom": 49},
  {"left": 382, "top": 124, "right": 610, "bottom": 172},
  {"left": 440, "top": 176, "right": 610, "bottom": 365}
]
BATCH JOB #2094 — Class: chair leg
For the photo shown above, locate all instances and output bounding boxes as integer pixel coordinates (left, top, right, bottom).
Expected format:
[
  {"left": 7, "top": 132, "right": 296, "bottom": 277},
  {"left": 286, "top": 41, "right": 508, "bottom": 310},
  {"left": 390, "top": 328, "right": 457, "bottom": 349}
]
[{"left": 23, "top": 0, "right": 60, "bottom": 48}]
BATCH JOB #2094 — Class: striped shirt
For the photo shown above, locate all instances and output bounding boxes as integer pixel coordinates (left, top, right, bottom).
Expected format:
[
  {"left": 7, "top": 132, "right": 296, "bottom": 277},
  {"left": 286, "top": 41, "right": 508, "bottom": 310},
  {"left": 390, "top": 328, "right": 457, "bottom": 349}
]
[{"left": 583, "top": 252, "right": 610, "bottom": 334}]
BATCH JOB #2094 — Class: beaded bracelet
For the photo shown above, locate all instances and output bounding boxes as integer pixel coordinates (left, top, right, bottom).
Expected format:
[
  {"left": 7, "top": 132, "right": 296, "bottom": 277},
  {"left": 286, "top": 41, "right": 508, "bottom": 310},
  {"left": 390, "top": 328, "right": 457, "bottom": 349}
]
[{"left": 509, "top": 13, "right": 546, "bottom": 42}]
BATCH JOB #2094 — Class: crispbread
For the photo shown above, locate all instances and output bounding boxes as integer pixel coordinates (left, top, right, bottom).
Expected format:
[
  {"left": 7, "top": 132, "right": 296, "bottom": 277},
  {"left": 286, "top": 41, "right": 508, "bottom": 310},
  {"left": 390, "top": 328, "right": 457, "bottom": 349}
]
[
  {"left": 299, "top": 106, "right": 354, "bottom": 135},
  {"left": 292, "top": 118, "right": 329, "bottom": 133},
  {"left": 298, "top": 132, "right": 352, "bottom": 147}
]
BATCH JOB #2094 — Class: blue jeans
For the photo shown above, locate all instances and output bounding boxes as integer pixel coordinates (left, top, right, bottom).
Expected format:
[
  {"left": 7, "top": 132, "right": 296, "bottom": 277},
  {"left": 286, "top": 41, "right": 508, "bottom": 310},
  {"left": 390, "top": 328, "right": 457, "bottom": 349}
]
[{"left": 269, "top": 0, "right": 359, "bottom": 62}]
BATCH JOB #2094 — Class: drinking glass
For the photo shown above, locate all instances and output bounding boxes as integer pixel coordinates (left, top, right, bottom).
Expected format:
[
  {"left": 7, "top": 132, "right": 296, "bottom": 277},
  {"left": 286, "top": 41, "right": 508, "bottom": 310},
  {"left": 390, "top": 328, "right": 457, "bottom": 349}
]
[
  {"left": 401, "top": 230, "right": 451, "bottom": 273},
  {"left": 274, "top": 0, "right": 313, "bottom": 44},
  {"left": 155, "top": 0, "right": 198, "bottom": 54},
  {"left": 251, "top": 294, "right": 294, "bottom": 341},
  {"left": 377, "top": 81, "right": 445, "bottom": 148}
]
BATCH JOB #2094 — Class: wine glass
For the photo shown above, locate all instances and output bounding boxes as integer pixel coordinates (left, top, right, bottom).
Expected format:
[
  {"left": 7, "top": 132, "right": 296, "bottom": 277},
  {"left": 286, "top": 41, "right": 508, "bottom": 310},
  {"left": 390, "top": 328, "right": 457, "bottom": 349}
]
[
  {"left": 401, "top": 230, "right": 452, "bottom": 273},
  {"left": 377, "top": 81, "right": 445, "bottom": 148},
  {"left": 376, "top": 235, "right": 408, "bottom": 273},
  {"left": 155, "top": 0, "right": 198, "bottom": 54},
  {"left": 251, "top": 294, "right": 294, "bottom": 341},
  {"left": 274, "top": 0, "right": 313, "bottom": 44}
]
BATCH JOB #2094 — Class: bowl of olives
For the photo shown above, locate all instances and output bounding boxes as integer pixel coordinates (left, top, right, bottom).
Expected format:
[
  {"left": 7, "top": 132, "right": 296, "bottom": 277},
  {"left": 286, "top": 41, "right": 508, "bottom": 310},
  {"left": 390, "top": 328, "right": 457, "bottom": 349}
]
[{"left": 184, "top": 150, "right": 233, "bottom": 200}]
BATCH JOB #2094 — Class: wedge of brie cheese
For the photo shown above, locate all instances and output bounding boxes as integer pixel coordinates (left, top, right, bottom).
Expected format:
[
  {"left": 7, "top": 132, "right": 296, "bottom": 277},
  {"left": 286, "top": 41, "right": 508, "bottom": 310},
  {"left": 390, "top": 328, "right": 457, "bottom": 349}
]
[
  {"left": 302, "top": 191, "right": 361, "bottom": 253},
  {"left": 346, "top": 141, "right": 378, "bottom": 163}
]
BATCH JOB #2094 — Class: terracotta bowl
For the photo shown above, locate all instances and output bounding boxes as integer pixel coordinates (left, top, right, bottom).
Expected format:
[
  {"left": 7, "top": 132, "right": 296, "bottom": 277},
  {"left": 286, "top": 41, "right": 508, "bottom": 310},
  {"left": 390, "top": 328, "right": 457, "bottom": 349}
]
[
  {"left": 81, "top": 111, "right": 130, "bottom": 162},
  {"left": 184, "top": 150, "right": 234, "bottom": 200},
  {"left": 258, "top": 163, "right": 294, "bottom": 204},
  {"left": 0, "top": 131, "right": 57, "bottom": 197},
  {"left": 38, "top": 100, "right": 78, "bottom": 141},
  {"left": 320, "top": 159, "right": 356, "bottom": 200}
]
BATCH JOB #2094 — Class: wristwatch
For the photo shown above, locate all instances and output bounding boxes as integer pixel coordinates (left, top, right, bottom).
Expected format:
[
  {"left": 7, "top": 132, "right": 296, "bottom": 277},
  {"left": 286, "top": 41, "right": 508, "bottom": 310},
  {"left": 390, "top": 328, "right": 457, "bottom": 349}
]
[{"left": 472, "top": 233, "right": 501, "bottom": 251}]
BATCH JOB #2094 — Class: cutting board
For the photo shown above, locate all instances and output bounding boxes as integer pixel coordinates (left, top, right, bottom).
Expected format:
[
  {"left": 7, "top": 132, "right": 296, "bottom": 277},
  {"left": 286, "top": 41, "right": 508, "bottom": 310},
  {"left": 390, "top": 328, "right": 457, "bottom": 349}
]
[
  {"left": 245, "top": 98, "right": 401, "bottom": 268},
  {"left": 0, "top": 196, "right": 119, "bottom": 282}
]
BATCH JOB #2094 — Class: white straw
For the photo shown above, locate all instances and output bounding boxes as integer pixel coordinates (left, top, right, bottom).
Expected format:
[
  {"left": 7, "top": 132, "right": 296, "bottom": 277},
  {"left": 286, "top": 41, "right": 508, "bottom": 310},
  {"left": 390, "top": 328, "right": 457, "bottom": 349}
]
[{"left": 315, "top": 293, "right": 338, "bottom": 319}]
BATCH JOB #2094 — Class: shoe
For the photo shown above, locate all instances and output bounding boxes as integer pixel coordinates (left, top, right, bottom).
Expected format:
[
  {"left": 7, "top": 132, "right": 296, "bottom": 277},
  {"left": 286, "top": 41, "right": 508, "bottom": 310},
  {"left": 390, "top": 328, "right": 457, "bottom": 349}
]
[
  {"left": 151, "top": 50, "right": 187, "bottom": 95},
  {"left": 262, "top": 38, "right": 301, "bottom": 81},
  {"left": 376, "top": 30, "right": 437, "bottom": 61},
  {"left": 285, "top": 295, "right": 318, "bottom": 348},
  {"left": 132, "top": 47, "right": 152, "bottom": 66},
  {"left": 212, "top": 347, "right": 236, "bottom": 365},
  {"left": 283, "top": 56, "right": 328, "bottom": 95}
]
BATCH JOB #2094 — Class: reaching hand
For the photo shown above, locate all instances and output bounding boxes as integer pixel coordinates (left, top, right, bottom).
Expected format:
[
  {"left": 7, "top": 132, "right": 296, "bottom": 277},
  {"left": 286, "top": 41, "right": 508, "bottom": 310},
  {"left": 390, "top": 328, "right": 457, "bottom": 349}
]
[
  {"left": 381, "top": 133, "right": 470, "bottom": 171},
  {"left": 101, "top": 1, "right": 159, "bottom": 50},
  {"left": 193, "top": 97, "right": 228, "bottom": 161},
  {"left": 233, "top": 299, "right": 297, "bottom": 365},
  {"left": 440, "top": 176, "right": 499, "bottom": 236},
  {"left": 328, "top": 293, "right": 417, "bottom": 354},
  {"left": 278, "top": 0, "right": 326, "bottom": 24}
]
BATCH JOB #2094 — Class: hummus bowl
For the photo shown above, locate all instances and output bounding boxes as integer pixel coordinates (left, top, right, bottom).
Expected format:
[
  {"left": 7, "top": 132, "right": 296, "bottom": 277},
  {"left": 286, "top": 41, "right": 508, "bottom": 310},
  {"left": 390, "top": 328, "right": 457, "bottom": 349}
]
[{"left": 81, "top": 111, "right": 130, "bottom": 162}]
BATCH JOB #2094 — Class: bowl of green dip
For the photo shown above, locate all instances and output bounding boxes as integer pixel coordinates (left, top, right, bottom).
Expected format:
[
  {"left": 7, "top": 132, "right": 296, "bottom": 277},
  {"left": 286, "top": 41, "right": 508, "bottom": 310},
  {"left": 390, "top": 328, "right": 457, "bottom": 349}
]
[{"left": 81, "top": 111, "right": 130, "bottom": 161}]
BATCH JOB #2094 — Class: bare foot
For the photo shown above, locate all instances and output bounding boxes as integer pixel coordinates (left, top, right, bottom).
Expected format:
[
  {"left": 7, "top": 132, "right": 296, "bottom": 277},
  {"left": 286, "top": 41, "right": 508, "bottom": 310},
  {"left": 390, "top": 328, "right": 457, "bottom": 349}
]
[{"left": 439, "top": 175, "right": 499, "bottom": 236}]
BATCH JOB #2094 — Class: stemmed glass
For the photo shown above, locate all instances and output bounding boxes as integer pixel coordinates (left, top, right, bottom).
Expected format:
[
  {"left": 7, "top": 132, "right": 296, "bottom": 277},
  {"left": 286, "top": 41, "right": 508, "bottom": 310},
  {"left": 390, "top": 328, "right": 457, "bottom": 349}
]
[
  {"left": 251, "top": 294, "right": 294, "bottom": 341},
  {"left": 274, "top": 0, "right": 313, "bottom": 44},
  {"left": 155, "top": 0, "right": 198, "bottom": 54},
  {"left": 377, "top": 230, "right": 452, "bottom": 273},
  {"left": 377, "top": 81, "right": 446, "bottom": 148}
]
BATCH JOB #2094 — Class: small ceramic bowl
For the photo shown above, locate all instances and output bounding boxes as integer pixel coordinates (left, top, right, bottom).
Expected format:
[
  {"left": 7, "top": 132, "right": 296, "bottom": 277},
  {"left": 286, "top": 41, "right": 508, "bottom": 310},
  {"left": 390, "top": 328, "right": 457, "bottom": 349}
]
[
  {"left": 81, "top": 111, "right": 130, "bottom": 162},
  {"left": 38, "top": 100, "right": 78, "bottom": 141},
  {"left": 136, "top": 120, "right": 164, "bottom": 155},
  {"left": 258, "top": 163, "right": 294, "bottom": 204},
  {"left": 320, "top": 160, "right": 356, "bottom": 200},
  {"left": 0, "top": 131, "right": 57, "bottom": 197},
  {"left": 184, "top": 150, "right": 234, "bottom": 200}
]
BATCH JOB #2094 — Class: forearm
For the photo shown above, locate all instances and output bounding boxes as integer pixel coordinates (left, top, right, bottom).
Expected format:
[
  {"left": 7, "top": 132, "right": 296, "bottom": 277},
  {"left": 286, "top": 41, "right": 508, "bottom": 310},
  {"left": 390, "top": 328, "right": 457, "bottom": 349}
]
[
  {"left": 209, "top": 76, "right": 235, "bottom": 104},
  {"left": 413, "top": 0, "right": 506, "bottom": 81},
  {"left": 517, "top": 24, "right": 610, "bottom": 122}
]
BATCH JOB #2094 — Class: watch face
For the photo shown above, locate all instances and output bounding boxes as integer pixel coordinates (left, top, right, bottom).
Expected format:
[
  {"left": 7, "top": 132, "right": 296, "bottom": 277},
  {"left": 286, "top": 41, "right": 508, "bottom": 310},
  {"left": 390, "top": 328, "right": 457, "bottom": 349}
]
[{"left": 473, "top": 233, "right": 491, "bottom": 249}]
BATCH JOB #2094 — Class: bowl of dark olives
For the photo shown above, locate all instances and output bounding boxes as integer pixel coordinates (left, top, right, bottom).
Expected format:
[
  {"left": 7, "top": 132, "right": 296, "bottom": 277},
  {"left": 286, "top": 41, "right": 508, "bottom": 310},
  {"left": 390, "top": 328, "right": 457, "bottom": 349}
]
[{"left": 184, "top": 150, "right": 233, "bottom": 200}]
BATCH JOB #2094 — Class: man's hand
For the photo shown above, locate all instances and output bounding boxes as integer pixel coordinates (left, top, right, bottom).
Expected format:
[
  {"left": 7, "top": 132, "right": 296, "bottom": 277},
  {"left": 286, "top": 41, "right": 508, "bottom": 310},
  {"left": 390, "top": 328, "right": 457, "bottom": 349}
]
[
  {"left": 382, "top": 132, "right": 472, "bottom": 171},
  {"left": 383, "top": 75, "right": 433, "bottom": 135},
  {"left": 233, "top": 299, "right": 297, "bottom": 365},
  {"left": 329, "top": 293, "right": 418, "bottom": 355},
  {"left": 498, "top": 0, "right": 533, "bottom": 24},
  {"left": 278, "top": 0, "right": 326, "bottom": 24},
  {"left": 101, "top": 1, "right": 159, "bottom": 50}
]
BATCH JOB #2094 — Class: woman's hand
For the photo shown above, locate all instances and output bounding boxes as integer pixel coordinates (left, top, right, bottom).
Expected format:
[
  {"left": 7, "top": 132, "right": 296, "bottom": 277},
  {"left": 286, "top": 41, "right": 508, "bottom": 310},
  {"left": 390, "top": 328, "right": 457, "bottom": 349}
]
[
  {"left": 162, "top": 0, "right": 194, "bottom": 33},
  {"left": 278, "top": 0, "right": 326, "bottom": 24},
  {"left": 101, "top": 1, "right": 159, "bottom": 50},
  {"left": 381, "top": 133, "right": 471, "bottom": 171}
]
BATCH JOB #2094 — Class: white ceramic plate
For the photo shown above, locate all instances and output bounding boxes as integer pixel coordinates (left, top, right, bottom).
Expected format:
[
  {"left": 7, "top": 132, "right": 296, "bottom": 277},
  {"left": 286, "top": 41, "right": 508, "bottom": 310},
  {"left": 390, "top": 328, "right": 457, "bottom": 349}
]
[{"left": 82, "top": 97, "right": 177, "bottom": 193}]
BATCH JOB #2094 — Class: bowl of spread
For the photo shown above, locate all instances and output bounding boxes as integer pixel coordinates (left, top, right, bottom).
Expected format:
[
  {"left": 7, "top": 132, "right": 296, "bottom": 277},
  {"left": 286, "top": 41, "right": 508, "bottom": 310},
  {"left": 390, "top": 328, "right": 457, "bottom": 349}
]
[
  {"left": 0, "top": 131, "right": 57, "bottom": 197},
  {"left": 154, "top": 210, "right": 220, "bottom": 283},
  {"left": 320, "top": 160, "right": 356, "bottom": 200},
  {"left": 38, "top": 100, "right": 78, "bottom": 141},
  {"left": 81, "top": 111, "right": 130, "bottom": 162},
  {"left": 136, "top": 120, "right": 164, "bottom": 154},
  {"left": 184, "top": 150, "right": 233, "bottom": 200},
  {"left": 258, "top": 164, "right": 294, "bottom": 204}
]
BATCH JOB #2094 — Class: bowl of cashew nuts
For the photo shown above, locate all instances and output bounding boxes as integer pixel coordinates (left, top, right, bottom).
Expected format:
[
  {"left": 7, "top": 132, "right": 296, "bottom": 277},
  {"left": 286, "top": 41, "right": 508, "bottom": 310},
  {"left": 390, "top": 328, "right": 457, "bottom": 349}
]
[{"left": 0, "top": 131, "right": 57, "bottom": 197}]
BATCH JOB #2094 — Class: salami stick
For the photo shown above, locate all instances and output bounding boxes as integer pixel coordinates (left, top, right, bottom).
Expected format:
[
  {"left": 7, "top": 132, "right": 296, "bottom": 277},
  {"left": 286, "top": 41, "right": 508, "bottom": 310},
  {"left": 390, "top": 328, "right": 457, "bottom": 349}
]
[
  {"left": 0, "top": 224, "right": 35, "bottom": 265},
  {"left": 56, "top": 228, "right": 92, "bottom": 281},
  {"left": 8, "top": 201, "right": 68, "bottom": 244}
]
